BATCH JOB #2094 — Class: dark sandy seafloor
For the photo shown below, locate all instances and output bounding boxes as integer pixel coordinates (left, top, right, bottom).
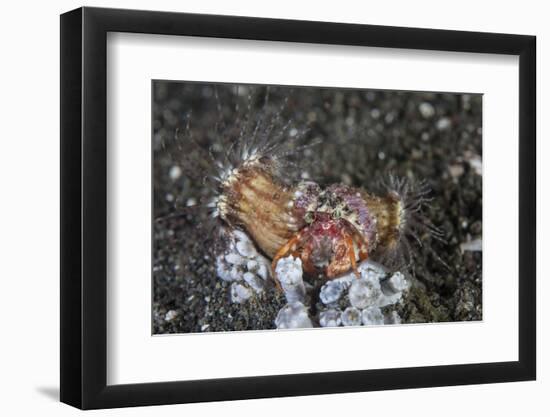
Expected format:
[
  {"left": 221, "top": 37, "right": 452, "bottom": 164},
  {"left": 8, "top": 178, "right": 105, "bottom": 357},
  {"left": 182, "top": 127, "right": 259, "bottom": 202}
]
[{"left": 152, "top": 82, "right": 482, "bottom": 334}]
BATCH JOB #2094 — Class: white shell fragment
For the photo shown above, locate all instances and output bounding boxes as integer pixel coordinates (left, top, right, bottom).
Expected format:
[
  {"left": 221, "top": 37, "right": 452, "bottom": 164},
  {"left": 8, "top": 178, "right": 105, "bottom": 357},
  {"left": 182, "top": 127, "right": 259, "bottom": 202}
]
[
  {"left": 386, "top": 272, "right": 408, "bottom": 293},
  {"left": 436, "top": 117, "right": 451, "bottom": 130},
  {"left": 224, "top": 253, "right": 243, "bottom": 265},
  {"left": 341, "top": 307, "right": 362, "bottom": 326},
  {"left": 319, "top": 278, "right": 350, "bottom": 305},
  {"left": 164, "top": 310, "right": 178, "bottom": 321},
  {"left": 257, "top": 263, "right": 270, "bottom": 281},
  {"left": 275, "top": 256, "right": 306, "bottom": 303},
  {"left": 319, "top": 309, "right": 342, "bottom": 327},
  {"left": 168, "top": 165, "right": 182, "bottom": 180},
  {"left": 348, "top": 279, "right": 381, "bottom": 309},
  {"left": 246, "top": 260, "right": 259, "bottom": 272},
  {"left": 236, "top": 238, "right": 257, "bottom": 258},
  {"left": 419, "top": 102, "right": 435, "bottom": 119},
  {"left": 275, "top": 302, "right": 313, "bottom": 329},
  {"left": 468, "top": 154, "right": 482, "bottom": 176},
  {"left": 361, "top": 307, "right": 385, "bottom": 325},
  {"left": 216, "top": 261, "right": 235, "bottom": 282},
  {"left": 230, "top": 283, "right": 253, "bottom": 304},
  {"left": 215, "top": 228, "right": 272, "bottom": 301},
  {"left": 243, "top": 272, "right": 265, "bottom": 293}
]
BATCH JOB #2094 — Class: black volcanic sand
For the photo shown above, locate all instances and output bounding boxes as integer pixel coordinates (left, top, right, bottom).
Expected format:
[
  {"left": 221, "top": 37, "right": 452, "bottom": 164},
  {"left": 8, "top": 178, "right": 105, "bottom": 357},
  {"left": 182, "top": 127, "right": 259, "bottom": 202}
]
[{"left": 152, "top": 82, "right": 482, "bottom": 334}]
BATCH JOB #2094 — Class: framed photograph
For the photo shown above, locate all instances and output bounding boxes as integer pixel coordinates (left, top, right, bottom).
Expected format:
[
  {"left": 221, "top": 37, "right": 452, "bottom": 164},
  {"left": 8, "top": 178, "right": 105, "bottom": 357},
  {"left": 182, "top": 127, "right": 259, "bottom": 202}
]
[{"left": 60, "top": 6, "right": 536, "bottom": 409}]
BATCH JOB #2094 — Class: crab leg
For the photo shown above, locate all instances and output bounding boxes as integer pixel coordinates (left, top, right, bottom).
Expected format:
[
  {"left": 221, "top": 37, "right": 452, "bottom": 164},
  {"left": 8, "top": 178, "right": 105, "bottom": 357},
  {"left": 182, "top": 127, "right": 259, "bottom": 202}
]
[
  {"left": 300, "top": 244, "right": 317, "bottom": 277},
  {"left": 345, "top": 236, "right": 360, "bottom": 278}
]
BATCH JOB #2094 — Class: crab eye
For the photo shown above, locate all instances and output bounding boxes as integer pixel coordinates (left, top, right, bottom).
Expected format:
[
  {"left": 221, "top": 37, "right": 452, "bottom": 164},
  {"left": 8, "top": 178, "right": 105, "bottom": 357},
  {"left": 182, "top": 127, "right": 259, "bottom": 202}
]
[
  {"left": 304, "top": 211, "right": 315, "bottom": 224},
  {"left": 332, "top": 208, "right": 342, "bottom": 219}
]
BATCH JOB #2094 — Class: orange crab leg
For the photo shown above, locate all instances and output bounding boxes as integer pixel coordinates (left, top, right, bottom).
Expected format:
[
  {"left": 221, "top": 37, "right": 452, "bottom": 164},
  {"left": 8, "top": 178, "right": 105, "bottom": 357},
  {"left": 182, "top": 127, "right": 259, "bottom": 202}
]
[
  {"left": 271, "top": 232, "right": 303, "bottom": 290},
  {"left": 300, "top": 244, "right": 319, "bottom": 276},
  {"left": 345, "top": 236, "right": 360, "bottom": 278},
  {"left": 342, "top": 216, "right": 369, "bottom": 262}
]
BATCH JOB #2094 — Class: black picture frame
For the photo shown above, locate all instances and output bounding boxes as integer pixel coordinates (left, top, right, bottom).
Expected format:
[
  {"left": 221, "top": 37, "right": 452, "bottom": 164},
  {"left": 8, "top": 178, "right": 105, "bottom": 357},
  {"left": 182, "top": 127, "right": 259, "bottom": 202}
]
[{"left": 60, "top": 6, "right": 536, "bottom": 410}]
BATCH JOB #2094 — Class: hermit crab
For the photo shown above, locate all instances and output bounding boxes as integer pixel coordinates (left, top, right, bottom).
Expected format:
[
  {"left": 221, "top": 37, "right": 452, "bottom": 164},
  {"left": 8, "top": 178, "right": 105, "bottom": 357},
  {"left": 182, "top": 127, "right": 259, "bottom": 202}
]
[
  {"left": 215, "top": 154, "right": 443, "bottom": 289},
  {"left": 158, "top": 85, "right": 445, "bottom": 289}
]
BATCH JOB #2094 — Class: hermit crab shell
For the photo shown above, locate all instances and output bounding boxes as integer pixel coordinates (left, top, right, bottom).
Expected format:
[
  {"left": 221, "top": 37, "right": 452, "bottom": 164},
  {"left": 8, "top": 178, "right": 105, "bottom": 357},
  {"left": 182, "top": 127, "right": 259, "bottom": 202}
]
[{"left": 217, "top": 161, "right": 302, "bottom": 258}]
